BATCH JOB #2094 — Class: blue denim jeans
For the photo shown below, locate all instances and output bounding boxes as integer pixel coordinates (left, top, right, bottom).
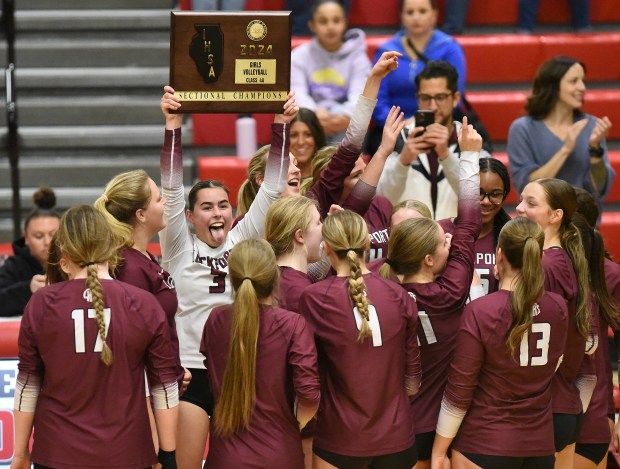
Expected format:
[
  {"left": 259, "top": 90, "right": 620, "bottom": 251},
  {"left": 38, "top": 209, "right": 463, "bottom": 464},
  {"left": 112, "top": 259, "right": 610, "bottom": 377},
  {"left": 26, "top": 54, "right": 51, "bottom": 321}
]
[{"left": 518, "top": 0, "right": 590, "bottom": 31}]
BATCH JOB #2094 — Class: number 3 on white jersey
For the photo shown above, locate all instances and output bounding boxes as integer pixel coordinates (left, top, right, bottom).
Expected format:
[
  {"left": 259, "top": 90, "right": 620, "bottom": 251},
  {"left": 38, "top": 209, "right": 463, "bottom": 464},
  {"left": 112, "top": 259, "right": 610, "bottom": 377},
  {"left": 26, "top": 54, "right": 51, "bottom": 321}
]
[
  {"left": 72, "top": 308, "right": 111, "bottom": 353},
  {"left": 353, "top": 304, "right": 382, "bottom": 347},
  {"left": 519, "top": 322, "right": 551, "bottom": 366}
]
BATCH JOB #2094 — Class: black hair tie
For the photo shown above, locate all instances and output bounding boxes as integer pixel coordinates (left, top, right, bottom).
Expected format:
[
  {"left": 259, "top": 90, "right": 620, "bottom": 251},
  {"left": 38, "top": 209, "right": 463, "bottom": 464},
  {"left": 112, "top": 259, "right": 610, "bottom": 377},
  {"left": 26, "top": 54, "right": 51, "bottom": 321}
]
[
  {"left": 84, "top": 262, "right": 97, "bottom": 266},
  {"left": 384, "top": 258, "right": 397, "bottom": 268}
]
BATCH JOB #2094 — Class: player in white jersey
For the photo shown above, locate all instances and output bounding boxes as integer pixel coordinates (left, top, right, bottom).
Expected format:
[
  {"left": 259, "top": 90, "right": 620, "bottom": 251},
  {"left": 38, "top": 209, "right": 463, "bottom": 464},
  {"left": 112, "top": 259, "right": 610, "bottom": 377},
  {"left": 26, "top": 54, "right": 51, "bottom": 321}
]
[{"left": 159, "top": 86, "right": 299, "bottom": 469}]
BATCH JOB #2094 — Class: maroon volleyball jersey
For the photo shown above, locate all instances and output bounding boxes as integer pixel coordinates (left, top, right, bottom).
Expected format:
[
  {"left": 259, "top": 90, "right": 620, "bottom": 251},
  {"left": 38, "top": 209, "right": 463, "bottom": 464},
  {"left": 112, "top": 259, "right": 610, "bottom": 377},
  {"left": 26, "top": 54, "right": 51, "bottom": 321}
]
[
  {"left": 276, "top": 266, "right": 314, "bottom": 312},
  {"left": 201, "top": 304, "right": 320, "bottom": 469},
  {"left": 18, "top": 279, "right": 179, "bottom": 469},
  {"left": 576, "top": 299, "right": 611, "bottom": 444},
  {"left": 298, "top": 272, "right": 421, "bottom": 456},
  {"left": 444, "top": 290, "right": 568, "bottom": 457},
  {"left": 116, "top": 247, "right": 183, "bottom": 379},
  {"left": 543, "top": 247, "right": 589, "bottom": 414},
  {"left": 364, "top": 196, "right": 392, "bottom": 262},
  {"left": 441, "top": 219, "right": 498, "bottom": 295},
  {"left": 402, "top": 203, "right": 479, "bottom": 433}
]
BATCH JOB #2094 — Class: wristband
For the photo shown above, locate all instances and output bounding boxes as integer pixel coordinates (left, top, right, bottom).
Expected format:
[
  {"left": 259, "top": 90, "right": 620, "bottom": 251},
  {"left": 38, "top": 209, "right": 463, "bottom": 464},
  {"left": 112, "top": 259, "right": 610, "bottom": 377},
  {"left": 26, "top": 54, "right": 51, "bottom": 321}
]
[
  {"left": 589, "top": 145, "right": 604, "bottom": 157},
  {"left": 158, "top": 449, "right": 177, "bottom": 469}
]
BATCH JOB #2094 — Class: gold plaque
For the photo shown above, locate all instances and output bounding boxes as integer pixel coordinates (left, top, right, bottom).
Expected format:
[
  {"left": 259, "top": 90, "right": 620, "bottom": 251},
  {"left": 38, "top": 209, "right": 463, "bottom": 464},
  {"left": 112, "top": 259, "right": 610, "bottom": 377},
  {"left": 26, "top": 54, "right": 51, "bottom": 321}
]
[{"left": 170, "top": 11, "right": 291, "bottom": 113}]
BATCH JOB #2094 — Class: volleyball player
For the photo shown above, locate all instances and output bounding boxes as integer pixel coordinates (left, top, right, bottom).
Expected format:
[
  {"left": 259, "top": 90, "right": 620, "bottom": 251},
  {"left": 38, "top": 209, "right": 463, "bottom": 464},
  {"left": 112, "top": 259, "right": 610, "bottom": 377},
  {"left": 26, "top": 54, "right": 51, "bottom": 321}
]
[
  {"left": 11, "top": 206, "right": 179, "bottom": 469},
  {"left": 375, "top": 118, "right": 482, "bottom": 468},
  {"left": 516, "top": 178, "right": 596, "bottom": 467},
  {"left": 573, "top": 188, "right": 620, "bottom": 469},
  {"left": 159, "top": 86, "right": 298, "bottom": 468},
  {"left": 299, "top": 210, "right": 421, "bottom": 469},
  {"left": 431, "top": 217, "right": 568, "bottom": 469},
  {"left": 440, "top": 157, "right": 512, "bottom": 295},
  {"left": 200, "top": 239, "right": 320, "bottom": 468}
]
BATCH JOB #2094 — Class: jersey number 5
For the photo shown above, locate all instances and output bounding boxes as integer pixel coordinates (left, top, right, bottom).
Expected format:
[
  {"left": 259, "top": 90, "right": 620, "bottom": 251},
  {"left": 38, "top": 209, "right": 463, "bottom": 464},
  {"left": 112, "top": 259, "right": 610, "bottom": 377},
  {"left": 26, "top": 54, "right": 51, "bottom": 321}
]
[
  {"left": 72, "top": 308, "right": 111, "bottom": 353},
  {"left": 519, "top": 322, "right": 551, "bottom": 366},
  {"left": 353, "top": 304, "right": 383, "bottom": 347}
]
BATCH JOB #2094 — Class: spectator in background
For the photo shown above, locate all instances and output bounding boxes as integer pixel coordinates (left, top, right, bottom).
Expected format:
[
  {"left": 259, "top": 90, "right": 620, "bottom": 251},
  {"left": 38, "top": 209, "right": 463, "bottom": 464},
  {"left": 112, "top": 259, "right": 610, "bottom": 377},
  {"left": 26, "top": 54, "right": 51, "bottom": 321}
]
[
  {"left": 518, "top": 0, "right": 591, "bottom": 33},
  {"left": 441, "top": 0, "right": 470, "bottom": 35},
  {"left": 0, "top": 186, "right": 60, "bottom": 317},
  {"left": 376, "top": 61, "right": 488, "bottom": 220},
  {"left": 288, "top": 0, "right": 351, "bottom": 36},
  {"left": 291, "top": 0, "right": 372, "bottom": 144},
  {"left": 367, "top": 0, "right": 466, "bottom": 154},
  {"left": 290, "top": 108, "right": 328, "bottom": 180},
  {"left": 508, "top": 56, "right": 614, "bottom": 207}
]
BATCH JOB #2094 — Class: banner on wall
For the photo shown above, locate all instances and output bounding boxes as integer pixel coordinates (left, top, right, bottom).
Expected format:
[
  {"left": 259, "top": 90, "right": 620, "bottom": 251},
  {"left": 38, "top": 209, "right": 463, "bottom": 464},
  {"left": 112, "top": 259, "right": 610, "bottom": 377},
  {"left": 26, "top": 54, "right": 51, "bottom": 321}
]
[{"left": 0, "top": 359, "right": 18, "bottom": 468}]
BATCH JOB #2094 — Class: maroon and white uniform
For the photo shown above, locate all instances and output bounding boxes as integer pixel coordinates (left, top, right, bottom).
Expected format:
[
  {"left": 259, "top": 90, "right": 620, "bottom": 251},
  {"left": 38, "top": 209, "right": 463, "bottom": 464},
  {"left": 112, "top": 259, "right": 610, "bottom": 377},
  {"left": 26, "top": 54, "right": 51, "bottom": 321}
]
[
  {"left": 543, "top": 248, "right": 596, "bottom": 415},
  {"left": 438, "top": 290, "right": 568, "bottom": 456},
  {"left": 441, "top": 219, "right": 498, "bottom": 295},
  {"left": 576, "top": 298, "right": 611, "bottom": 445},
  {"left": 606, "top": 259, "right": 620, "bottom": 416},
  {"left": 298, "top": 272, "right": 421, "bottom": 456},
  {"left": 116, "top": 246, "right": 183, "bottom": 380},
  {"left": 277, "top": 266, "right": 314, "bottom": 313},
  {"left": 363, "top": 196, "right": 392, "bottom": 263},
  {"left": 201, "top": 305, "right": 320, "bottom": 469},
  {"left": 16, "top": 279, "right": 179, "bottom": 469}
]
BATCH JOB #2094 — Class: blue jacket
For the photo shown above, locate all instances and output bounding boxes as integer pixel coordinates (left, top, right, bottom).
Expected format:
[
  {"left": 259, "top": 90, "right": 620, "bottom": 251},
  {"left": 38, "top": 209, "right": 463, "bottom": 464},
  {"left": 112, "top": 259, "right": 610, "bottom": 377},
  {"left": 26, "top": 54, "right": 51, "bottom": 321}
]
[{"left": 372, "top": 29, "right": 466, "bottom": 125}]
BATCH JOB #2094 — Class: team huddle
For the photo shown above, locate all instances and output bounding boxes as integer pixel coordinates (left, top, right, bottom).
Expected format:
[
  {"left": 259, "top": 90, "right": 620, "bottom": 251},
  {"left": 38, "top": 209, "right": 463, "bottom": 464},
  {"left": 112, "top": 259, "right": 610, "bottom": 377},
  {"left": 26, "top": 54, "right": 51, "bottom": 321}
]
[{"left": 8, "top": 49, "right": 620, "bottom": 469}]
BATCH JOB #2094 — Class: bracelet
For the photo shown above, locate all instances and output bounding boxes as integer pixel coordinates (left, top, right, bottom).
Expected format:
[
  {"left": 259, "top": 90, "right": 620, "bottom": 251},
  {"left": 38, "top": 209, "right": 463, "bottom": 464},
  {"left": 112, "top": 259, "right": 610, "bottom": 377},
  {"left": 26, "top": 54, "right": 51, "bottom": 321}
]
[{"left": 588, "top": 145, "right": 604, "bottom": 157}]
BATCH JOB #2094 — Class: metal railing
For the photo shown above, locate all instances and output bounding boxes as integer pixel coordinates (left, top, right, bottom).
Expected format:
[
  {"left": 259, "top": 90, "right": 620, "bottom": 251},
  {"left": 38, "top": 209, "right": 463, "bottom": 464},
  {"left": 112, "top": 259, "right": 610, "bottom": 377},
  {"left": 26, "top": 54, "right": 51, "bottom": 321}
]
[{"left": 2, "top": 0, "right": 21, "bottom": 240}]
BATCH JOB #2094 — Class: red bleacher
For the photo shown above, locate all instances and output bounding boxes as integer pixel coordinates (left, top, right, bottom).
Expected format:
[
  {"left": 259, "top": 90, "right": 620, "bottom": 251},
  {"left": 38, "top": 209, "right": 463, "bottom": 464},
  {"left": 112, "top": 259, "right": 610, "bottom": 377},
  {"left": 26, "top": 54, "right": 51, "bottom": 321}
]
[{"left": 194, "top": 33, "right": 620, "bottom": 147}]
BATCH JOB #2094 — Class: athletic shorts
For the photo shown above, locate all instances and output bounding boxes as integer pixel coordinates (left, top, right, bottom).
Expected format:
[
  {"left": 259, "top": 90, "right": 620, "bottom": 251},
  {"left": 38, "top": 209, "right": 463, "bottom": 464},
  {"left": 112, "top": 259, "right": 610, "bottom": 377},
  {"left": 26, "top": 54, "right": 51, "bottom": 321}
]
[
  {"left": 415, "top": 430, "right": 451, "bottom": 461},
  {"left": 179, "top": 367, "right": 214, "bottom": 416},
  {"left": 313, "top": 443, "right": 418, "bottom": 469},
  {"left": 554, "top": 412, "right": 584, "bottom": 452},
  {"left": 460, "top": 452, "right": 555, "bottom": 469},
  {"left": 575, "top": 442, "right": 609, "bottom": 464}
]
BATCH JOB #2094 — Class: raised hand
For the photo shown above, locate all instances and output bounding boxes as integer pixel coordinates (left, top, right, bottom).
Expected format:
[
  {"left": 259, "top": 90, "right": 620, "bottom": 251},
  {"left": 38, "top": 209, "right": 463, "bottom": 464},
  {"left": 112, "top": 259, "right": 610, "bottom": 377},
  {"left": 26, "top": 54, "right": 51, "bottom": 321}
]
[
  {"left": 377, "top": 106, "right": 405, "bottom": 156},
  {"left": 274, "top": 91, "right": 299, "bottom": 124},
  {"left": 370, "top": 51, "right": 402, "bottom": 79},
  {"left": 458, "top": 116, "right": 483, "bottom": 153},
  {"left": 160, "top": 85, "right": 183, "bottom": 129}
]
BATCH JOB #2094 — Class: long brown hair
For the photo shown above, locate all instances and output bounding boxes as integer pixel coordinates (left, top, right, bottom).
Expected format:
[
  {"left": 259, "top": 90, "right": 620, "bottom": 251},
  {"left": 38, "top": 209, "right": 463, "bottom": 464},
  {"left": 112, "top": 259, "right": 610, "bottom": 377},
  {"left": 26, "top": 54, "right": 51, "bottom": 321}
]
[
  {"left": 214, "top": 239, "right": 279, "bottom": 437},
  {"left": 536, "top": 178, "right": 591, "bottom": 337},
  {"left": 498, "top": 218, "right": 545, "bottom": 354},
  {"left": 322, "top": 210, "right": 372, "bottom": 343},
  {"left": 52, "top": 205, "right": 117, "bottom": 365}
]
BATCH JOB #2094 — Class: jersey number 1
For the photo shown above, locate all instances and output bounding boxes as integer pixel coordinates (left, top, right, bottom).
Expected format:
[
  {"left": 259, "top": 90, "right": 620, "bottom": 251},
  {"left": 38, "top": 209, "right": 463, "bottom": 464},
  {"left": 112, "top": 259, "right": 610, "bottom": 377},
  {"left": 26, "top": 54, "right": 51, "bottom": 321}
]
[{"left": 71, "top": 308, "right": 111, "bottom": 353}]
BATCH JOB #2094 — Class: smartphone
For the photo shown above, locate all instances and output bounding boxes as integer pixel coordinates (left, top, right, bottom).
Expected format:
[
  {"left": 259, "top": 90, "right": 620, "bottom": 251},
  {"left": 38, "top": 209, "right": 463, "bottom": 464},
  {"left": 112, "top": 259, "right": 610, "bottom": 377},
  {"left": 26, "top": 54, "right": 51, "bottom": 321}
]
[{"left": 414, "top": 110, "right": 435, "bottom": 130}]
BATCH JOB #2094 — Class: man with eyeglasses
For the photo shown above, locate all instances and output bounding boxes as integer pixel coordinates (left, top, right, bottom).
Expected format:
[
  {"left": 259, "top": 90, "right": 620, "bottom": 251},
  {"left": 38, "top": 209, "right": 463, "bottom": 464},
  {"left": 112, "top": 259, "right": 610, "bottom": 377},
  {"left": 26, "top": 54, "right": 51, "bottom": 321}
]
[{"left": 377, "top": 60, "right": 491, "bottom": 220}]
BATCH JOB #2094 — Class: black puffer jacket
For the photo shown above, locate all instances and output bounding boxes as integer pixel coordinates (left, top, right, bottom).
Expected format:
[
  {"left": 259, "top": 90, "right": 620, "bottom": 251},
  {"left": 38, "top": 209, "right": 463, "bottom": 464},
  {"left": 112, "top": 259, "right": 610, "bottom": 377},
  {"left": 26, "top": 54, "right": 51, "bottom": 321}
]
[{"left": 0, "top": 238, "right": 43, "bottom": 317}]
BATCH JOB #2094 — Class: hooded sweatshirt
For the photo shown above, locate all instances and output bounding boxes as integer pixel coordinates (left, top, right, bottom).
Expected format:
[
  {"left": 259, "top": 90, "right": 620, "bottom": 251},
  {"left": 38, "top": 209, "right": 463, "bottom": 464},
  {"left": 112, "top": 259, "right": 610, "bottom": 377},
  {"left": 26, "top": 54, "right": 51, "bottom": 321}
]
[
  {"left": 291, "top": 28, "right": 372, "bottom": 117},
  {"left": 0, "top": 238, "right": 43, "bottom": 317}
]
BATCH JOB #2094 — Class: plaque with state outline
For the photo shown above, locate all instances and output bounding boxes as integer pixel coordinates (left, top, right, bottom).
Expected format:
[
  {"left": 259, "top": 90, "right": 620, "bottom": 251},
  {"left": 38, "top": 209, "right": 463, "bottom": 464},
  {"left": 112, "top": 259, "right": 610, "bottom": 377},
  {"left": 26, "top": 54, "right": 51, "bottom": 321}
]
[{"left": 170, "top": 11, "right": 291, "bottom": 113}]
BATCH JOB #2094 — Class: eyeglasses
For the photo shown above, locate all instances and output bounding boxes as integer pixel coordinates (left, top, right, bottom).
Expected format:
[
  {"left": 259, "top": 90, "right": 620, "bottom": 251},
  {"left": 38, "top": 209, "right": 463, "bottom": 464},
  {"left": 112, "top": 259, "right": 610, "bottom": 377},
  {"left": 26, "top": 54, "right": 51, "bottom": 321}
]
[
  {"left": 480, "top": 190, "right": 504, "bottom": 205},
  {"left": 417, "top": 93, "right": 452, "bottom": 106}
]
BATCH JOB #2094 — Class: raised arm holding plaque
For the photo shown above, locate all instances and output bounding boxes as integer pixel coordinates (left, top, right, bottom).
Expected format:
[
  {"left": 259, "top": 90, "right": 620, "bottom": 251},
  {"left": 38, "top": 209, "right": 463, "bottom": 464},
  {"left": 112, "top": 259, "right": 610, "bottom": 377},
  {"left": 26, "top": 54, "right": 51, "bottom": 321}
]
[{"left": 170, "top": 11, "right": 291, "bottom": 113}]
